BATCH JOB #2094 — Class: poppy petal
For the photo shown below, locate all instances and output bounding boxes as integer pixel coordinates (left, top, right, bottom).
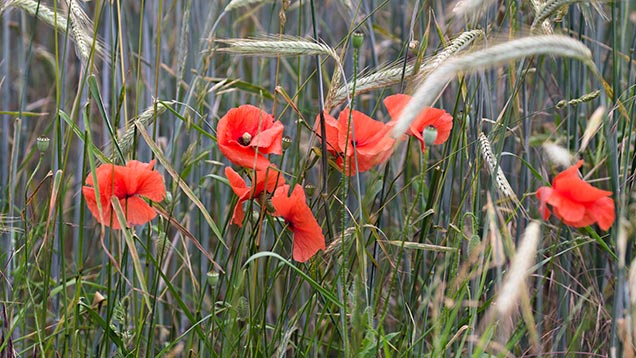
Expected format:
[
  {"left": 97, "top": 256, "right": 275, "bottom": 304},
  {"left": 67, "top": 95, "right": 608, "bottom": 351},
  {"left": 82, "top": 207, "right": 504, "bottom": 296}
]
[
  {"left": 127, "top": 167, "right": 166, "bottom": 202},
  {"left": 119, "top": 196, "right": 157, "bottom": 227},
  {"left": 249, "top": 121, "right": 284, "bottom": 154},
  {"left": 536, "top": 186, "right": 552, "bottom": 220},
  {"left": 126, "top": 159, "right": 156, "bottom": 171},
  {"left": 383, "top": 94, "right": 410, "bottom": 119},
  {"left": 547, "top": 191, "right": 586, "bottom": 222},
  {"left": 553, "top": 175, "right": 612, "bottom": 203},
  {"left": 225, "top": 167, "right": 250, "bottom": 198},
  {"left": 552, "top": 160, "right": 583, "bottom": 188},
  {"left": 82, "top": 186, "right": 114, "bottom": 227},
  {"left": 231, "top": 200, "right": 246, "bottom": 226},
  {"left": 251, "top": 168, "right": 285, "bottom": 196},
  {"left": 384, "top": 94, "right": 453, "bottom": 151},
  {"left": 271, "top": 185, "right": 325, "bottom": 262},
  {"left": 292, "top": 222, "right": 327, "bottom": 262},
  {"left": 590, "top": 197, "right": 615, "bottom": 231},
  {"left": 314, "top": 112, "right": 341, "bottom": 154}
]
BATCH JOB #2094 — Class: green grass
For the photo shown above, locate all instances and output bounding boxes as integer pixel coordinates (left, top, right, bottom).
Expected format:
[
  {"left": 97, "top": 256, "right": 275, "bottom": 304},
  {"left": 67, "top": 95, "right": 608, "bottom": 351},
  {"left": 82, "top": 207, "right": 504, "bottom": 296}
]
[{"left": 1, "top": 0, "right": 634, "bottom": 356}]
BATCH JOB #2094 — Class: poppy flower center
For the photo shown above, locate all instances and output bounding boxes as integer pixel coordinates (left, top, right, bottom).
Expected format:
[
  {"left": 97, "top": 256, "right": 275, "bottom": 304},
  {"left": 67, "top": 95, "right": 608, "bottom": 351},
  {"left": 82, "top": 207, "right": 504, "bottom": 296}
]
[{"left": 238, "top": 132, "right": 252, "bottom": 146}]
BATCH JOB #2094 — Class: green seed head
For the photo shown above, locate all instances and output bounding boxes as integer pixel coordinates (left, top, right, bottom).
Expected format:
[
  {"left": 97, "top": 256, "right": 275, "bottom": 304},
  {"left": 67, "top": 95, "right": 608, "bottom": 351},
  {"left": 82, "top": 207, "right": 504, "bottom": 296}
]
[
  {"left": 352, "top": 32, "right": 364, "bottom": 49},
  {"left": 37, "top": 136, "right": 50, "bottom": 153},
  {"left": 304, "top": 184, "right": 316, "bottom": 196},
  {"left": 422, "top": 126, "right": 438, "bottom": 147},
  {"left": 282, "top": 136, "right": 292, "bottom": 150}
]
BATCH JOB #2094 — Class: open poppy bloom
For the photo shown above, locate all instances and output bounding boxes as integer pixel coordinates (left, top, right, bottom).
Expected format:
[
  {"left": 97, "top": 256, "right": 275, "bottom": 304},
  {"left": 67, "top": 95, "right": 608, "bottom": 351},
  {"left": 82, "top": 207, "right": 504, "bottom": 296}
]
[
  {"left": 271, "top": 184, "right": 326, "bottom": 262},
  {"left": 384, "top": 94, "right": 453, "bottom": 152},
  {"left": 536, "top": 160, "right": 615, "bottom": 231},
  {"left": 315, "top": 109, "right": 395, "bottom": 175},
  {"left": 217, "top": 105, "right": 284, "bottom": 171},
  {"left": 82, "top": 160, "right": 166, "bottom": 229},
  {"left": 225, "top": 166, "right": 285, "bottom": 227}
]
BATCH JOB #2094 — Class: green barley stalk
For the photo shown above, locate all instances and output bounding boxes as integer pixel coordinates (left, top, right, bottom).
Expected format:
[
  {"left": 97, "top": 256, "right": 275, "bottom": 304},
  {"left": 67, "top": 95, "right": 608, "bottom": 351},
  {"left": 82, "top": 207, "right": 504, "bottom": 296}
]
[{"left": 391, "top": 35, "right": 595, "bottom": 138}]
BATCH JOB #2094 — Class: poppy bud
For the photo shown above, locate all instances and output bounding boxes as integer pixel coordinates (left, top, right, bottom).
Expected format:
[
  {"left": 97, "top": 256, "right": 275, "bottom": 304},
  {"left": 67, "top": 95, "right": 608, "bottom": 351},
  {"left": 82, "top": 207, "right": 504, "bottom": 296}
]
[
  {"left": 304, "top": 184, "right": 315, "bottom": 196},
  {"left": 352, "top": 31, "right": 364, "bottom": 49},
  {"left": 282, "top": 136, "right": 292, "bottom": 150},
  {"left": 37, "top": 136, "right": 50, "bottom": 153},
  {"left": 422, "top": 126, "right": 438, "bottom": 147}
]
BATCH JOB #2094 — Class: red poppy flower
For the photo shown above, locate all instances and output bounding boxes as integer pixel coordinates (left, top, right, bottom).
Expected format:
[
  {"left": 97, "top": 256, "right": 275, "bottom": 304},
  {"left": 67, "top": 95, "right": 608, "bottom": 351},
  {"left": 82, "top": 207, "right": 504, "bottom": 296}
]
[
  {"left": 225, "top": 166, "right": 285, "bottom": 227},
  {"left": 384, "top": 94, "right": 453, "bottom": 152},
  {"left": 271, "top": 184, "right": 326, "bottom": 262},
  {"left": 536, "top": 160, "right": 615, "bottom": 231},
  {"left": 217, "top": 105, "right": 284, "bottom": 171},
  {"left": 315, "top": 109, "right": 395, "bottom": 175},
  {"left": 82, "top": 160, "right": 166, "bottom": 229}
]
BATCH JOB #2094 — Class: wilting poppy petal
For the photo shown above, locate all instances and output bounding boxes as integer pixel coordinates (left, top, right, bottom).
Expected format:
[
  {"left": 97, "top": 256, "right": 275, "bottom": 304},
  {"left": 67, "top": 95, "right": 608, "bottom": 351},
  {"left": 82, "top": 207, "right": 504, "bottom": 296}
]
[
  {"left": 83, "top": 160, "right": 166, "bottom": 229},
  {"left": 217, "top": 105, "right": 284, "bottom": 171},
  {"left": 536, "top": 160, "right": 615, "bottom": 231},
  {"left": 271, "top": 184, "right": 325, "bottom": 262}
]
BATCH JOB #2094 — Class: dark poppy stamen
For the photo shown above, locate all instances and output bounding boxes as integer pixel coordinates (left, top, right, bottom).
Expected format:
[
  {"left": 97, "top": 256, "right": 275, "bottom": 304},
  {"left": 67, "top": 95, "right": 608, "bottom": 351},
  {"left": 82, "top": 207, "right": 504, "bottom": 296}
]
[{"left": 238, "top": 132, "right": 252, "bottom": 146}]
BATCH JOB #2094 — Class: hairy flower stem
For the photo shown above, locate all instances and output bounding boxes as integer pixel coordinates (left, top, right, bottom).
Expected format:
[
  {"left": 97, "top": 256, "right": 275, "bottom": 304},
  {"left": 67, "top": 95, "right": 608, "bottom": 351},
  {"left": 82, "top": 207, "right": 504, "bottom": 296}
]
[{"left": 346, "top": 33, "right": 371, "bottom": 339}]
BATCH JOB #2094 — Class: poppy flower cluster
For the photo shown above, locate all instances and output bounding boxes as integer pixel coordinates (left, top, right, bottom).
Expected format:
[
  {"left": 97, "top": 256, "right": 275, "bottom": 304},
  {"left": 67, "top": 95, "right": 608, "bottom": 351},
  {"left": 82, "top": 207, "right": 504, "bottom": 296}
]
[
  {"left": 316, "top": 94, "right": 454, "bottom": 175},
  {"left": 82, "top": 160, "right": 166, "bottom": 229},
  {"left": 218, "top": 104, "right": 325, "bottom": 262},
  {"left": 536, "top": 160, "right": 615, "bottom": 231}
]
